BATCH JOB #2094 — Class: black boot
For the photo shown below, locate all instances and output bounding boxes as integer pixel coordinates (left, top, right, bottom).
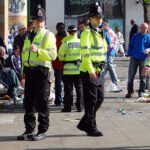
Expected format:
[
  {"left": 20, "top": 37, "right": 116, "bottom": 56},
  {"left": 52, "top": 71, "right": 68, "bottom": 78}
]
[{"left": 17, "top": 131, "right": 34, "bottom": 140}]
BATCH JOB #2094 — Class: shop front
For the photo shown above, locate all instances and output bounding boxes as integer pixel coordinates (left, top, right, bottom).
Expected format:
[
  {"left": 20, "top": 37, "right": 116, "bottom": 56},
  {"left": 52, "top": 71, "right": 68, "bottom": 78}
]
[{"left": 65, "top": 0, "right": 125, "bottom": 33}]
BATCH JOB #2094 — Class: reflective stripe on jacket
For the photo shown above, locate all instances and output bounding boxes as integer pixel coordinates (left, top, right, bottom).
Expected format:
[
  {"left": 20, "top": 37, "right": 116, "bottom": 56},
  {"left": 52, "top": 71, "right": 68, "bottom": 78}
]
[
  {"left": 58, "top": 34, "right": 81, "bottom": 75},
  {"left": 22, "top": 28, "right": 57, "bottom": 71},
  {"left": 80, "top": 26, "right": 107, "bottom": 73}
]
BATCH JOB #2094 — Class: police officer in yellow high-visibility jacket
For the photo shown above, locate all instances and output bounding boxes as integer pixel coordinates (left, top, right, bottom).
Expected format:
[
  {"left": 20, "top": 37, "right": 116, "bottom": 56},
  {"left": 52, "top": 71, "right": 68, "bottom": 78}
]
[
  {"left": 77, "top": 3, "right": 107, "bottom": 136},
  {"left": 17, "top": 7, "right": 57, "bottom": 141},
  {"left": 58, "top": 25, "right": 83, "bottom": 112}
]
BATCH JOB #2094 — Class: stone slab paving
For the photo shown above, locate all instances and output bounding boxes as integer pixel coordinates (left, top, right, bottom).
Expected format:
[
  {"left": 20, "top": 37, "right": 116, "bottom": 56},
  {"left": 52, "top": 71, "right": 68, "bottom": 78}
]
[{"left": 0, "top": 99, "right": 150, "bottom": 150}]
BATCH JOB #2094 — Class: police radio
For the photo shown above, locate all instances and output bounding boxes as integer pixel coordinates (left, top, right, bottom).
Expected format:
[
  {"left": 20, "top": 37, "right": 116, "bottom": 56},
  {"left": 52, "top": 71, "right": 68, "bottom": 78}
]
[
  {"left": 28, "top": 30, "right": 37, "bottom": 44},
  {"left": 89, "top": 23, "right": 105, "bottom": 39}
]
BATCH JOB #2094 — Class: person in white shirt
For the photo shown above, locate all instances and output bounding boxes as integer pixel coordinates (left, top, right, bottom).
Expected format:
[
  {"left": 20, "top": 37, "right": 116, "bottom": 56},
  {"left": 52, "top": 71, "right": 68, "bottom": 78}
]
[{"left": 115, "top": 26, "right": 125, "bottom": 57}]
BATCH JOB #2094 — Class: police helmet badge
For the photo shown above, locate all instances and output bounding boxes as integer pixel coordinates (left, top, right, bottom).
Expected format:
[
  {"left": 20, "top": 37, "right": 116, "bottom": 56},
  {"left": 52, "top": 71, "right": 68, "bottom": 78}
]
[
  {"left": 97, "top": 6, "right": 102, "bottom": 14},
  {"left": 38, "top": 9, "right": 43, "bottom": 17}
]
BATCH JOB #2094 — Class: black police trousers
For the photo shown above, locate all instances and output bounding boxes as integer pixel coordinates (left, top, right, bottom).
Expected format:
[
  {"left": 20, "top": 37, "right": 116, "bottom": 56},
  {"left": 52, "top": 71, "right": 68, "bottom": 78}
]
[
  {"left": 77, "top": 71, "right": 104, "bottom": 131},
  {"left": 24, "top": 67, "right": 50, "bottom": 133},
  {"left": 63, "top": 74, "right": 83, "bottom": 111}
]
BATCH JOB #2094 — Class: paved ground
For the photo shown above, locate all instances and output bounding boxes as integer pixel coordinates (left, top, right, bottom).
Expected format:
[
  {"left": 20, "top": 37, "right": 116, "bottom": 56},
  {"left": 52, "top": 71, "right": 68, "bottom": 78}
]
[{"left": 0, "top": 57, "right": 150, "bottom": 150}]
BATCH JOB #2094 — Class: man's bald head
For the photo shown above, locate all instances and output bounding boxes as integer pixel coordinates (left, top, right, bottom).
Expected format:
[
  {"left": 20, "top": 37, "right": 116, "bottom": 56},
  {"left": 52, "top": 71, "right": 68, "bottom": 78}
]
[{"left": 140, "top": 22, "right": 148, "bottom": 35}]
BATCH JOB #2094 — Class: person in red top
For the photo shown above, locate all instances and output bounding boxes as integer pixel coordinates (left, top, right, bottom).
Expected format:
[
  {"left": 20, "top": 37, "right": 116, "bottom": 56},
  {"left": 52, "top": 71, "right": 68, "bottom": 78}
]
[{"left": 52, "top": 22, "right": 67, "bottom": 105}]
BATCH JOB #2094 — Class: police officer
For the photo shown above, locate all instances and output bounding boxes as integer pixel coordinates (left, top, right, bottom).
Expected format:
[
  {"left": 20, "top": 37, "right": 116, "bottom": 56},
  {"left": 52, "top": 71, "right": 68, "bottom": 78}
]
[
  {"left": 77, "top": 3, "right": 107, "bottom": 136},
  {"left": 58, "top": 25, "right": 83, "bottom": 112},
  {"left": 17, "top": 7, "right": 57, "bottom": 141}
]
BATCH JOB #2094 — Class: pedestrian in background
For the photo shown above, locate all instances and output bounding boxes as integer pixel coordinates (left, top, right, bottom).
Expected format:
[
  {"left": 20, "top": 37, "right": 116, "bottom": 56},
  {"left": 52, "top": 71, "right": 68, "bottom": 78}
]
[
  {"left": 102, "top": 21, "right": 121, "bottom": 91},
  {"left": 8, "top": 28, "right": 14, "bottom": 56},
  {"left": 0, "top": 46, "right": 21, "bottom": 104},
  {"left": 78, "top": 19, "right": 88, "bottom": 38},
  {"left": 5, "top": 46, "right": 24, "bottom": 87},
  {"left": 52, "top": 22, "right": 67, "bottom": 105},
  {"left": 0, "top": 35, "right": 7, "bottom": 54},
  {"left": 142, "top": 48, "right": 150, "bottom": 76},
  {"left": 13, "top": 23, "right": 27, "bottom": 53},
  {"left": 77, "top": 3, "right": 107, "bottom": 136},
  {"left": 17, "top": 6, "right": 57, "bottom": 141},
  {"left": 129, "top": 19, "right": 139, "bottom": 41},
  {"left": 58, "top": 25, "right": 83, "bottom": 112},
  {"left": 125, "top": 23, "right": 150, "bottom": 98},
  {"left": 115, "top": 26, "right": 125, "bottom": 57}
]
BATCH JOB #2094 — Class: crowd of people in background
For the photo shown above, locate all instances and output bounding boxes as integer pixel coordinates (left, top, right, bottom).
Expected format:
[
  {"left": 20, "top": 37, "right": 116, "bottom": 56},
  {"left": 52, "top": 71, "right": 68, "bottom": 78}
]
[{"left": 0, "top": 16, "right": 150, "bottom": 103}]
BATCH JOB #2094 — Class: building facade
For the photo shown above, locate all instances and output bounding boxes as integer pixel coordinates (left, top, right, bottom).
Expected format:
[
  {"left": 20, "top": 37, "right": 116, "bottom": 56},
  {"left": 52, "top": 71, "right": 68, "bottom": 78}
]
[
  {"left": 1, "top": 0, "right": 144, "bottom": 48},
  {"left": 45, "top": 0, "right": 144, "bottom": 48}
]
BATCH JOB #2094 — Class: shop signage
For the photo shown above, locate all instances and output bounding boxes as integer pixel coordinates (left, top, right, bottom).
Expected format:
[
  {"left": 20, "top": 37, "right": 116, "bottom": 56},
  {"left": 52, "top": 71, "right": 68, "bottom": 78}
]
[{"left": 69, "top": 0, "right": 118, "bottom": 6}]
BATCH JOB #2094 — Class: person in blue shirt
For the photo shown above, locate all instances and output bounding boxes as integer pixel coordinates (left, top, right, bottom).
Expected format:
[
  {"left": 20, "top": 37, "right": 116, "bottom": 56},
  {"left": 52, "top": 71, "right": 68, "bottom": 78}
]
[{"left": 126, "top": 23, "right": 150, "bottom": 98}]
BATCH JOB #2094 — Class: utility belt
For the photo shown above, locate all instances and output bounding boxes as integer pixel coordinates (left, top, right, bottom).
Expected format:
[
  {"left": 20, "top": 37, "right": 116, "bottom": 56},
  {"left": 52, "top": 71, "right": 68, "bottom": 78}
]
[
  {"left": 146, "top": 65, "right": 150, "bottom": 67},
  {"left": 23, "top": 66, "right": 49, "bottom": 74},
  {"left": 92, "top": 61, "right": 105, "bottom": 70},
  {"left": 63, "top": 59, "right": 81, "bottom": 66}
]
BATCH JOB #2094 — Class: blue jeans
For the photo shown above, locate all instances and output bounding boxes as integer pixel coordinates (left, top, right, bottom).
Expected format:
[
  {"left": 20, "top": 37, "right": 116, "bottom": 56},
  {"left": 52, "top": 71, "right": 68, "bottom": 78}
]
[
  {"left": 54, "top": 69, "right": 63, "bottom": 104},
  {"left": 102, "top": 56, "right": 118, "bottom": 86},
  {"left": 127, "top": 57, "right": 146, "bottom": 93}
]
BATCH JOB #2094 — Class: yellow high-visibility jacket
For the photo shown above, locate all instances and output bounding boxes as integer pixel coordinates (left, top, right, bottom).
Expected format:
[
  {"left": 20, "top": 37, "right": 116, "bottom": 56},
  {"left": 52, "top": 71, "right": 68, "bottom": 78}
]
[
  {"left": 146, "top": 54, "right": 150, "bottom": 66},
  {"left": 58, "top": 34, "right": 81, "bottom": 75},
  {"left": 22, "top": 28, "right": 57, "bottom": 71},
  {"left": 80, "top": 26, "right": 108, "bottom": 74}
]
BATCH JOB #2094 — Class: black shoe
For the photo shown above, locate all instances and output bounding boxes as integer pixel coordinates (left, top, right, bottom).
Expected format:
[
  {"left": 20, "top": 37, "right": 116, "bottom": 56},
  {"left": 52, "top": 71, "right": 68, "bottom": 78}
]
[
  {"left": 87, "top": 129, "right": 103, "bottom": 137},
  {"left": 77, "top": 124, "right": 103, "bottom": 136},
  {"left": 77, "top": 124, "right": 87, "bottom": 132},
  {"left": 17, "top": 131, "right": 34, "bottom": 141},
  {"left": 61, "top": 108, "right": 71, "bottom": 112},
  {"left": 125, "top": 92, "right": 133, "bottom": 98},
  {"left": 32, "top": 132, "right": 46, "bottom": 141},
  {"left": 54, "top": 101, "right": 61, "bottom": 106}
]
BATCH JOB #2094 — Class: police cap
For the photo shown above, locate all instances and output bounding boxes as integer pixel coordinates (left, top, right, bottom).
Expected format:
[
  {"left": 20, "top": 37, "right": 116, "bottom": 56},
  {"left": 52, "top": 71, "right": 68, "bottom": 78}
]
[
  {"left": 32, "top": 6, "right": 46, "bottom": 21},
  {"left": 67, "top": 25, "right": 77, "bottom": 32},
  {"left": 89, "top": 3, "right": 103, "bottom": 18}
]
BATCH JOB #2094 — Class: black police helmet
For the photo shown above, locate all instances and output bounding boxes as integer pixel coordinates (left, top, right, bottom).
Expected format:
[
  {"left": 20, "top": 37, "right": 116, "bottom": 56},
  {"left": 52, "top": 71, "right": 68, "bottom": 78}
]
[
  {"left": 32, "top": 6, "right": 46, "bottom": 21},
  {"left": 89, "top": 3, "right": 103, "bottom": 18},
  {"left": 67, "top": 25, "right": 77, "bottom": 32}
]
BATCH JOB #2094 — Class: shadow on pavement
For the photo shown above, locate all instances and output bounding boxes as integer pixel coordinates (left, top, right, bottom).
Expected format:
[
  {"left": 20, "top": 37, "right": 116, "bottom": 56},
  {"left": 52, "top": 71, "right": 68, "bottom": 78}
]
[
  {"left": 0, "top": 134, "right": 85, "bottom": 142},
  {"left": 47, "top": 134, "right": 85, "bottom": 138},
  {"left": 28, "top": 146, "right": 150, "bottom": 150},
  {"left": 0, "top": 136, "right": 17, "bottom": 142},
  {"left": 0, "top": 104, "right": 81, "bottom": 114}
]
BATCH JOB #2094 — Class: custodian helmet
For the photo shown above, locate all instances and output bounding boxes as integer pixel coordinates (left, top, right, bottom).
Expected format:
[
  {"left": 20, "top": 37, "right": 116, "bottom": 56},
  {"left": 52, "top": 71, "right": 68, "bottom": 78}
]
[
  {"left": 32, "top": 5, "right": 46, "bottom": 21},
  {"left": 89, "top": 3, "right": 104, "bottom": 18}
]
